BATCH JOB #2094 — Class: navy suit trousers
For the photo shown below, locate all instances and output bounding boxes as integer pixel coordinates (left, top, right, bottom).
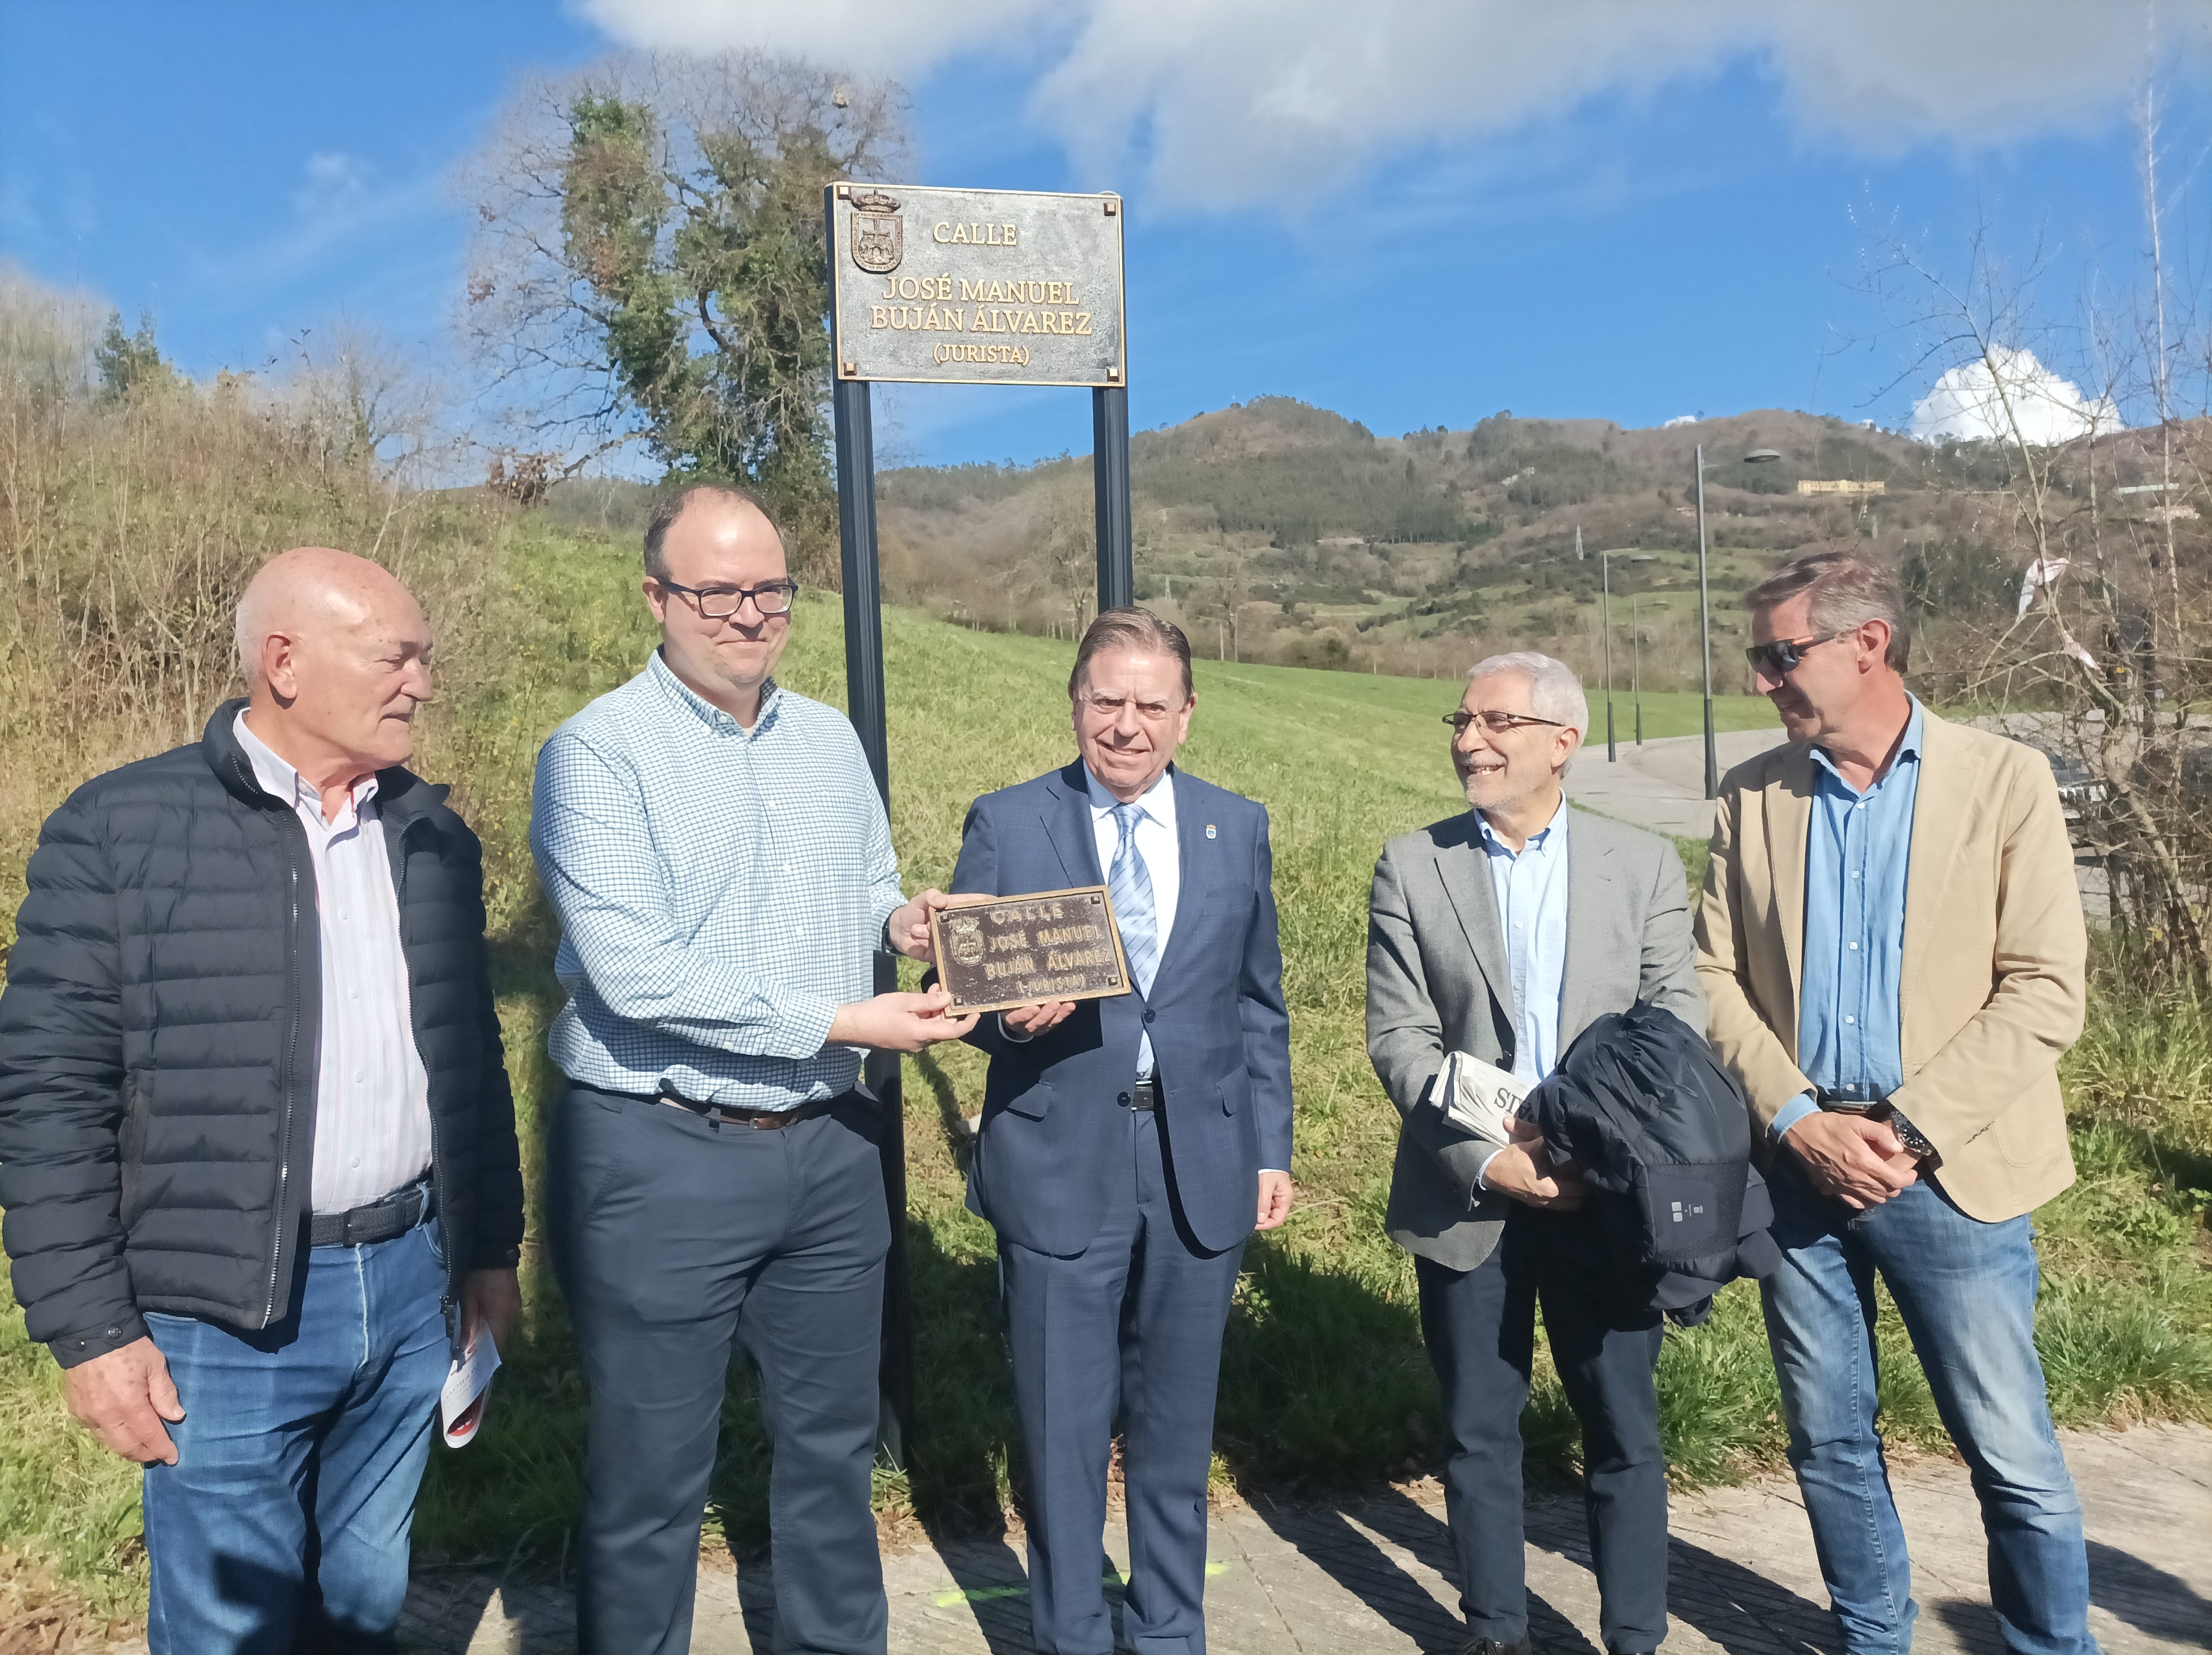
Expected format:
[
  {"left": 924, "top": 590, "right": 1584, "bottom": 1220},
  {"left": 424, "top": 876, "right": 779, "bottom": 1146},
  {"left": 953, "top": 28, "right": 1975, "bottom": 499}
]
[
  {"left": 998, "top": 1105, "right": 1245, "bottom": 1655},
  {"left": 1416, "top": 1209, "right": 1669, "bottom": 1654},
  {"left": 550, "top": 1084, "right": 891, "bottom": 1655}
]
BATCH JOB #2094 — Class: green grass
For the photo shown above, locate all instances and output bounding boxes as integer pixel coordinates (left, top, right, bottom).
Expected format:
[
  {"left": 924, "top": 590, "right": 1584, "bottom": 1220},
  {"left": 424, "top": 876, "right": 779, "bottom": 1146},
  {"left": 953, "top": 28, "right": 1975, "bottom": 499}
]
[{"left": 2, "top": 519, "right": 2206, "bottom": 1608}]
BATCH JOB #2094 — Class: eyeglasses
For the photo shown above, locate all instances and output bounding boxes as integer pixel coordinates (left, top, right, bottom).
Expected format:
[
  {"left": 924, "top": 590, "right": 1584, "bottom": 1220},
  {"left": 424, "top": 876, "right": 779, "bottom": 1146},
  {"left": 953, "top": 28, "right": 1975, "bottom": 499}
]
[
  {"left": 655, "top": 578, "right": 799, "bottom": 619},
  {"left": 1443, "top": 710, "right": 1565, "bottom": 736},
  {"left": 1744, "top": 631, "right": 1844, "bottom": 677}
]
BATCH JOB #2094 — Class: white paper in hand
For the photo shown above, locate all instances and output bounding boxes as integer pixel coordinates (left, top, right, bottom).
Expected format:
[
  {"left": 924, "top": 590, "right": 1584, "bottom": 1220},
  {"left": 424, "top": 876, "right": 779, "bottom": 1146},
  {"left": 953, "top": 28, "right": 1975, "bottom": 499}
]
[
  {"left": 1437, "top": 1051, "right": 1533, "bottom": 1148},
  {"left": 439, "top": 1331, "right": 502, "bottom": 1449}
]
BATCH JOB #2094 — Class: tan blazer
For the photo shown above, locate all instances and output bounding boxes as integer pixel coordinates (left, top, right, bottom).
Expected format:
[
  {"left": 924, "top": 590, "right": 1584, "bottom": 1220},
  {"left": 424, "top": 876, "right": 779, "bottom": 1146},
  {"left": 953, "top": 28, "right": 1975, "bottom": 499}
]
[{"left": 1694, "top": 709, "right": 2086, "bottom": 1223}]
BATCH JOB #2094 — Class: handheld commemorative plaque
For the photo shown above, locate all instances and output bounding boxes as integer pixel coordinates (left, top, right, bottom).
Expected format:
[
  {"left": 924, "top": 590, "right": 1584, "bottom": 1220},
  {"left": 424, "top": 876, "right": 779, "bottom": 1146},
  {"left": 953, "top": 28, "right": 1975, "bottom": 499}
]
[{"left": 931, "top": 886, "right": 1133, "bottom": 1016}]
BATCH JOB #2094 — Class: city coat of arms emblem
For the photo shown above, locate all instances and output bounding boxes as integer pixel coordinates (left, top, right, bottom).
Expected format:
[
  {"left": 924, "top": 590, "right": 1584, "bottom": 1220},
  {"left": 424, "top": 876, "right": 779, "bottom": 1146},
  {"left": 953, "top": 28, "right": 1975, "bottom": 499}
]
[
  {"left": 849, "top": 191, "right": 903, "bottom": 275},
  {"left": 947, "top": 912, "right": 985, "bottom": 967}
]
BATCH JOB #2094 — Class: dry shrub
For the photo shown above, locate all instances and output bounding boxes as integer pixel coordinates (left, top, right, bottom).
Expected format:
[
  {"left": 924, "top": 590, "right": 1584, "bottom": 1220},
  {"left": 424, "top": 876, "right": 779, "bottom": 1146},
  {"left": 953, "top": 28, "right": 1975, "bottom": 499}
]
[{"left": 0, "top": 275, "right": 508, "bottom": 956}]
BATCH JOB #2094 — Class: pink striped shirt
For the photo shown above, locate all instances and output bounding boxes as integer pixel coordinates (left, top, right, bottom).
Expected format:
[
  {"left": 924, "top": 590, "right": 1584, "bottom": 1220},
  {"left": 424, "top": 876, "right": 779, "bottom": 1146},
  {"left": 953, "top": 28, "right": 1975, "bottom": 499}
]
[{"left": 234, "top": 712, "right": 433, "bottom": 1216}]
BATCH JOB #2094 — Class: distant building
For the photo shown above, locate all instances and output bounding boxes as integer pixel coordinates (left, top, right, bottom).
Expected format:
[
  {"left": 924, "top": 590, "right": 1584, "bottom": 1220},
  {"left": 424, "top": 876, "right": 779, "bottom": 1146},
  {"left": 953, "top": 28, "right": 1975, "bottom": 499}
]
[{"left": 1796, "top": 479, "right": 1886, "bottom": 496}]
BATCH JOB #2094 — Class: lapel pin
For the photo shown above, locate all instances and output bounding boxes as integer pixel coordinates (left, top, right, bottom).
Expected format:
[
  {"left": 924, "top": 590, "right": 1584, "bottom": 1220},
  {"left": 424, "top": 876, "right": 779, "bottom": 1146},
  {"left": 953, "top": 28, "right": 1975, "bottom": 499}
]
[{"left": 1206, "top": 824, "right": 1217, "bottom": 840}]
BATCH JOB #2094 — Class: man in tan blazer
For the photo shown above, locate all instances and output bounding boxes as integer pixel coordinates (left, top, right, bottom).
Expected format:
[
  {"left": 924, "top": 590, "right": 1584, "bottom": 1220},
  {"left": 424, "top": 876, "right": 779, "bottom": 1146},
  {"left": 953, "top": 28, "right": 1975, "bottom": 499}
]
[{"left": 1695, "top": 550, "right": 2094, "bottom": 1655}]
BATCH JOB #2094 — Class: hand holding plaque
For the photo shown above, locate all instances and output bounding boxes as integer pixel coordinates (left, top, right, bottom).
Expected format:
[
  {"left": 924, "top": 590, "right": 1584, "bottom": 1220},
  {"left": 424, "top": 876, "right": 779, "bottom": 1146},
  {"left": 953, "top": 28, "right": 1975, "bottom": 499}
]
[{"left": 929, "top": 886, "right": 1134, "bottom": 1016}]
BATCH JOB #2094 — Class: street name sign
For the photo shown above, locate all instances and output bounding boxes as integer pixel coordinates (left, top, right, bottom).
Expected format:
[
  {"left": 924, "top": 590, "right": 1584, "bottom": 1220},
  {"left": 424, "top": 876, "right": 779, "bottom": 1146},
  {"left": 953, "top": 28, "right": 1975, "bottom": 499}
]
[{"left": 828, "top": 183, "right": 1127, "bottom": 388}]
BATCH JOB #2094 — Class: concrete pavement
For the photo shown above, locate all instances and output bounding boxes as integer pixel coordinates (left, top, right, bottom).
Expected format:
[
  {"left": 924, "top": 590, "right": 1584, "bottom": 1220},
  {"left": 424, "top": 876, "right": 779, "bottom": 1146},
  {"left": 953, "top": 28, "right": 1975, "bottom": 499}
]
[
  {"left": 399, "top": 1422, "right": 2212, "bottom": 1654},
  {"left": 1566, "top": 728, "right": 1789, "bottom": 841}
]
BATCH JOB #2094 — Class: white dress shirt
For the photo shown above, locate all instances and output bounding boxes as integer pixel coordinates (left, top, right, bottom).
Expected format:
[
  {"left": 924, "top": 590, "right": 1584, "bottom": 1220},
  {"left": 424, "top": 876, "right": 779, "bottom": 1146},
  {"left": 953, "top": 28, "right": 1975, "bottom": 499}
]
[{"left": 235, "top": 713, "right": 432, "bottom": 1215}]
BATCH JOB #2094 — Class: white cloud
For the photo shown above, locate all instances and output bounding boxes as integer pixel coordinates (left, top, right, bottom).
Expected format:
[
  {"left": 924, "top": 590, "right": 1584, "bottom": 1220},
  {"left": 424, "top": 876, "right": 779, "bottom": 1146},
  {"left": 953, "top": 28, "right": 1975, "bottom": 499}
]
[
  {"left": 573, "top": 0, "right": 2208, "bottom": 207},
  {"left": 1908, "top": 347, "right": 2119, "bottom": 445},
  {"left": 1662, "top": 414, "right": 1699, "bottom": 428},
  {"left": 294, "top": 152, "right": 375, "bottom": 219}
]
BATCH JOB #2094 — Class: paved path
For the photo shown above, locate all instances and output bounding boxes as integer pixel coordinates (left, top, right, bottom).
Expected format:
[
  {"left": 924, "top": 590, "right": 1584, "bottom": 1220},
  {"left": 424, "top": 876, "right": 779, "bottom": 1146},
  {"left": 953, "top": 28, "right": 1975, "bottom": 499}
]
[
  {"left": 400, "top": 1422, "right": 2211, "bottom": 1654},
  {"left": 1567, "top": 728, "right": 1789, "bottom": 841}
]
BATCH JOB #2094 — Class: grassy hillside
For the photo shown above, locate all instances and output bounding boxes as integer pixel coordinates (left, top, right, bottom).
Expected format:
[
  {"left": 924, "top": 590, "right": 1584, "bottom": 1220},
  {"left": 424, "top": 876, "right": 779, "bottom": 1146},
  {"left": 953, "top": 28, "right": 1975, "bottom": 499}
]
[{"left": 3, "top": 518, "right": 2209, "bottom": 1621}]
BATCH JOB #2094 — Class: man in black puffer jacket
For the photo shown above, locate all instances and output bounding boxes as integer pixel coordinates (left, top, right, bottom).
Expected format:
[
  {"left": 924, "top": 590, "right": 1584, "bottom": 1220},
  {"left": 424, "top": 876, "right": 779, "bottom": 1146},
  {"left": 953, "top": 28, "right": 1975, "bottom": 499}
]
[{"left": 0, "top": 547, "right": 523, "bottom": 1654}]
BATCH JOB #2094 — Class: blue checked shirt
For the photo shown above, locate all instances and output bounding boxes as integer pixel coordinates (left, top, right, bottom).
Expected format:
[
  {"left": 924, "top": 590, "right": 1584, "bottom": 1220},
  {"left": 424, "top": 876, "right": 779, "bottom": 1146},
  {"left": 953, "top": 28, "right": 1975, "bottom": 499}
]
[
  {"left": 1771, "top": 698, "right": 1924, "bottom": 1143},
  {"left": 530, "top": 651, "right": 906, "bottom": 1110}
]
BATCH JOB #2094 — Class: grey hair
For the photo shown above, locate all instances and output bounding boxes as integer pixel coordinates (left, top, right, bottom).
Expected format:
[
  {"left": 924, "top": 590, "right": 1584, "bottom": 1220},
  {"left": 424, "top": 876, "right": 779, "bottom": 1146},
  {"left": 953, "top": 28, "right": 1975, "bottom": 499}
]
[
  {"left": 1742, "top": 550, "right": 1911, "bottom": 672},
  {"left": 1466, "top": 650, "right": 1592, "bottom": 741}
]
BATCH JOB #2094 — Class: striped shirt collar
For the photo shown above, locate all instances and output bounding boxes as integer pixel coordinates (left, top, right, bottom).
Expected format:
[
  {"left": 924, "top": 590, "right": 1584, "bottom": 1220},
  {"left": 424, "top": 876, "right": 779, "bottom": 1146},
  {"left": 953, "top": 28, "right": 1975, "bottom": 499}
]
[
  {"left": 233, "top": 710, "right": 379, "bottom": 824},
  {"left": 646, "top": 647, "right": 785, "bottom": 737}
]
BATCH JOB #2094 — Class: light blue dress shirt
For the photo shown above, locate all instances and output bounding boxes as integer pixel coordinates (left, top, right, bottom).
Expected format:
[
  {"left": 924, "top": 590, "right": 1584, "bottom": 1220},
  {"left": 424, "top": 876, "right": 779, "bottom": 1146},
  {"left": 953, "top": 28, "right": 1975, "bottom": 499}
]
[
  {"left": 1471, "top": 796, "right": 1571, "bottom": 1188},
  {"left": 1479, "top": 794, "right": 1573, "bottom": 1086},
  {"left": 531, "top": 650, "right": 906, "bottom": 1110},
  {"left": 1771, "top": 698, "right": 1925, "bottom": 1143}
]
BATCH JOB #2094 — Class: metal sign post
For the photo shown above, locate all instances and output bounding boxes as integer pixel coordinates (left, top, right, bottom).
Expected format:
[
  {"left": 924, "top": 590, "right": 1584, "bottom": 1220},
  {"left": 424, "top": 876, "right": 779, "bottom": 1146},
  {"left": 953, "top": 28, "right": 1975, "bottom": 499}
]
[{"left": 825, "top": 182, "right": 1130, "bottom": 1456}]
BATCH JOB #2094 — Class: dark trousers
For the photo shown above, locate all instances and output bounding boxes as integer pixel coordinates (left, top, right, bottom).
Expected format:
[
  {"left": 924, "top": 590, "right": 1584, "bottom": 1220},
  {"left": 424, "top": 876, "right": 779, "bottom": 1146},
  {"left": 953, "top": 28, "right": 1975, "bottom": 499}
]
[
  {"left": 997, "top": 1107, "right": 1246, "bottom": 1655},
  {"left": 550, "top": 1083, "right": 891, "bottom": 1655},
  {"left": 1416, "top": 1209, "right": 1670, "bottom": 1653}
]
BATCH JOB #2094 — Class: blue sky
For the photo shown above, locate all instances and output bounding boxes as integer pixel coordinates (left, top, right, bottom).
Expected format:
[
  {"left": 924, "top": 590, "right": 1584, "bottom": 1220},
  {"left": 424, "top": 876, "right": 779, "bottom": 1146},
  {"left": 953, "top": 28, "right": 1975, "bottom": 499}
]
[{"left": 3, "top": 2, "right": 2207, "bottom": 470}]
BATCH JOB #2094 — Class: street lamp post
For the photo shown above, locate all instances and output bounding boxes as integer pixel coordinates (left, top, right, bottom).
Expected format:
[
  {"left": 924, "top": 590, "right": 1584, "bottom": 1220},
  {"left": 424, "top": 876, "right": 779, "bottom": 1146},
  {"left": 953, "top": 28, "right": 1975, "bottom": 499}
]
[
  {"left": 1694, "top": 445, "right": 1782, "bottom": 798},
  {"left": 1600, "top": 549, "right": 1656, "bottom": 763},
  {"left": 1603, "top": 551, "right": 1615, "bottom": 762},
  {"left": 1632, "top": 592, "right": 1649, "bottom": 744}
]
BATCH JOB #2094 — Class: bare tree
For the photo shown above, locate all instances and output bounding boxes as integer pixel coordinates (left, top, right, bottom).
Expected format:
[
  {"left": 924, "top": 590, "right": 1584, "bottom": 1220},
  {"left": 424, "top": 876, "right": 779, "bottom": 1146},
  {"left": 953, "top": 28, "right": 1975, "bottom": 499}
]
[
  {"left": 1856, "top": 117, "right": 2212, "bottom": 970},
  {"left": 465, "top": 52, "right": 908, "bottom": 579}
]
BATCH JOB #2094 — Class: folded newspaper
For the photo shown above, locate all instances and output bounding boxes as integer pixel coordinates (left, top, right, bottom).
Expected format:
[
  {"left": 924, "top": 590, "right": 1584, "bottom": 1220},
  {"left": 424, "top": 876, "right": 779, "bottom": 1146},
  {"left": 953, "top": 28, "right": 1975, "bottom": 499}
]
[{"left": 1436, "top": 1050, "right": 1534, "bottom": 1147}]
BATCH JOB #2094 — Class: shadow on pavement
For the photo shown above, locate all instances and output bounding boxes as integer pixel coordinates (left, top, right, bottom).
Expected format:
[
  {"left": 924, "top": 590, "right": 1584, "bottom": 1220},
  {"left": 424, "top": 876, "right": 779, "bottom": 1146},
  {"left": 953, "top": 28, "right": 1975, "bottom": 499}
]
[
  {"left": 926, "top": 1529, "right": 1042, "bottom": 1655},
  {"left": 1248, "top": 1486, "right": 1599, "bottom": 1655},
  {"left": 2085, "top": 1539, "right": 2212, "bottom": 1647}
]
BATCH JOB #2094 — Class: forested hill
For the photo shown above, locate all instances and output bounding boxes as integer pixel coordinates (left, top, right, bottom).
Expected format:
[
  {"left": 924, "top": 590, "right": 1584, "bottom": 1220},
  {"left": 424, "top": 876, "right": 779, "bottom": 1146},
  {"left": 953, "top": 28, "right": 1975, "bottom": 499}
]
[
  {"left": 865, "top": 397, "right": 2022, "bottom": 684},
  {"left": 545, "top": 395, "right": 2182, "bottom": 687},
  {"left": 879, "top": 397, "right": 1929, "bottom": 550}
]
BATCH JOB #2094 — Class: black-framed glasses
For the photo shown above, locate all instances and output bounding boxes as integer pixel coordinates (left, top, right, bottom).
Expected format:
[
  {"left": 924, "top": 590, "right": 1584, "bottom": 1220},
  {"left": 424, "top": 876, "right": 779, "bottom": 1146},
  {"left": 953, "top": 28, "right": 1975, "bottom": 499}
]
[
  {"left": 655, "top": 578, "right": 799, "bottom": 619},
  {"left": 1443, "top": 710, "right": 1565, "bottom": 736},
  {"left": 1744, "top": 630, "right": 1844, "bottom": 677}
]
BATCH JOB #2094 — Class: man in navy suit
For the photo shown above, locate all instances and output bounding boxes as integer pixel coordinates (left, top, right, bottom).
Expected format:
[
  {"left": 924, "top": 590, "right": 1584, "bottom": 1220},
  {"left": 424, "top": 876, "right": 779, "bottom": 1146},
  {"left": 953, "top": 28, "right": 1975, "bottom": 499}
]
[{"left": 944, "top": 607, "right": 1293, "bottom": 1655}]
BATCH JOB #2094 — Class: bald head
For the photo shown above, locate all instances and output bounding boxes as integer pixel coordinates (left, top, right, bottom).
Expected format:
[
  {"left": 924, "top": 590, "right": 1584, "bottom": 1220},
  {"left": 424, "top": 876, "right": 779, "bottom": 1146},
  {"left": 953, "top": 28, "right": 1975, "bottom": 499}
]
[
  {"left": 236, "top": 547, "right": 413, "bottom": 689},
  {"left": 236, "top": 547, "right": 434, "bottom": 802}
]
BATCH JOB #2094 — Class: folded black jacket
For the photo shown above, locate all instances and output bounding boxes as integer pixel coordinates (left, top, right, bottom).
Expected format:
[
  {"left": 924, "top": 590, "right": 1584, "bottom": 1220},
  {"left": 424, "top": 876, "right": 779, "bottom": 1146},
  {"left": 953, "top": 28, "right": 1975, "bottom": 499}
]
[
  {"left": 1525, "top": 1004, "right": 1780, "bottom": 1324},
  {"left": 0, "top": 701, "right": 523, "bottom": 1367}
]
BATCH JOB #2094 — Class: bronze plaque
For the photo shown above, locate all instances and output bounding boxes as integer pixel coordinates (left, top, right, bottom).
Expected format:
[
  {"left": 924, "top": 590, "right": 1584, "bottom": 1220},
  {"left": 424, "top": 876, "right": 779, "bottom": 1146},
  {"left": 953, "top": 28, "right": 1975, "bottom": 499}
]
[
  {"left": 930, "top": 886, "right": 1133, "bottom": 1016},
  {"left": 827, "top": 182, "right": 1127, "bottom": 388}
]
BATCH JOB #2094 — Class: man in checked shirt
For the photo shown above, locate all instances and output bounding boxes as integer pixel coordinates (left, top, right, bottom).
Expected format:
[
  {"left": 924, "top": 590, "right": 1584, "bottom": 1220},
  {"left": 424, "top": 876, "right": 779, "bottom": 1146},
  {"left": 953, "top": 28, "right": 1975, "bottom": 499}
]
[{"left": 530, "top": 484, "right": 973, "bottom": 1655}]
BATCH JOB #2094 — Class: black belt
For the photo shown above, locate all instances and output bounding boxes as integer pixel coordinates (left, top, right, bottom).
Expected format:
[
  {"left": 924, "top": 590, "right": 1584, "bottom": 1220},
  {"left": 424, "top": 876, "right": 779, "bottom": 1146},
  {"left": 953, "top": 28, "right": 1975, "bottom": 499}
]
[
  {"left": 309, "top": 1180, "right": 432, "bottom": 1248},
  {"left": 1124, "top": 1076, "right": 1161, "bottom": 1112},
  {"left": 634, "top": 1081, "right": 853, "bottom": 1131}
]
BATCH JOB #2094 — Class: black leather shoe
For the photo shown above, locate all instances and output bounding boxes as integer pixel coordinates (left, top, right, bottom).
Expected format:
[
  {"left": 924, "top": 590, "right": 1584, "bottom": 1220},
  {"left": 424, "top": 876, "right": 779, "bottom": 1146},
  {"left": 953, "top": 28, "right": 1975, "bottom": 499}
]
[{"left": 1455, "top": 1638, "right": 1532, "bottom": 1655}]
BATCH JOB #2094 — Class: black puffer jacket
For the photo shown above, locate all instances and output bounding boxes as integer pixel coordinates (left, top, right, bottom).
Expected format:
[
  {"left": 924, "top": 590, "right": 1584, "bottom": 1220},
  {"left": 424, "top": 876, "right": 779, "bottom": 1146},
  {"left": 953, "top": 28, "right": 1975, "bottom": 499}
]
[
  {"left": 0, "top": 701, "right": 523, "bottom": 1367},
  {"left": 1525, "top": 1004, "right": 1779, "bottom": 1325}
]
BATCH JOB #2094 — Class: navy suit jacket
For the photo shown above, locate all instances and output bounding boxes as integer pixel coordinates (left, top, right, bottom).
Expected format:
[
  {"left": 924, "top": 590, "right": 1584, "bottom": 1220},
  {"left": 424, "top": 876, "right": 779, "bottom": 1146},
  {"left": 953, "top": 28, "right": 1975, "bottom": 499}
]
[{"left": 950, "top": 762, "right": 1293, "bottom": 1257}]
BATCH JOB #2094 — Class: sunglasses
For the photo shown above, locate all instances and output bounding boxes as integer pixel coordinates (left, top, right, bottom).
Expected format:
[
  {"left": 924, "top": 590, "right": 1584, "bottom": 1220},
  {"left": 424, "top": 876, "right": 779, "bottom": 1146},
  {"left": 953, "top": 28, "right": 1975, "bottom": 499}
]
[{"left": 1744, "top": 631, "right": 1845, "bottom": 677}]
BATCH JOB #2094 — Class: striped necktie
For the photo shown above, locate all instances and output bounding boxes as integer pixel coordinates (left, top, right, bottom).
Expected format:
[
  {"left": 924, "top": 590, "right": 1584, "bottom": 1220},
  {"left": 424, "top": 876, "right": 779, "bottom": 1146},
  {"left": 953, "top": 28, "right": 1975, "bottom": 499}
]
[{"left": 1109, "top": 802, "right": 1159, "bottom": 1076}]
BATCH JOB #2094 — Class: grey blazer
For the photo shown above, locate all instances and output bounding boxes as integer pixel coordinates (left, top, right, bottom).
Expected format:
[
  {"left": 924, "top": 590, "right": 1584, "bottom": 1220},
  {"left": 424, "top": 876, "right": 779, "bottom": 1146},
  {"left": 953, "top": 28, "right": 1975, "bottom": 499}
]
[{"left": 1365, "top": 804, "right": 1703, "bottom": 1271}]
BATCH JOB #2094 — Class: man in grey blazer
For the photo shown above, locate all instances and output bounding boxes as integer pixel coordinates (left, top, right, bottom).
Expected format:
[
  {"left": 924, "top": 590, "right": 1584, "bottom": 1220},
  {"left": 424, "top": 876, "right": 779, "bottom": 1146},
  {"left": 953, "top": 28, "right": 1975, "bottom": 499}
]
[{"left": 1368, "top": 651, "right": 1702, "bottom": 1655}]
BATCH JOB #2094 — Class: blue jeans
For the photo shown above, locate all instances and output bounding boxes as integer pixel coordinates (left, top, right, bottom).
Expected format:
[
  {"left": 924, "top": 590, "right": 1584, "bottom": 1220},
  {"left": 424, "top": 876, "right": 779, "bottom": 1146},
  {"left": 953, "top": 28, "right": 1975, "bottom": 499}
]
[
  {"left": 1762, "top": 1157, "right": 2096, "bottom": 1655},
  {"left": 142, "top": 1216, "right": 450, "bottom": 1654}
]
